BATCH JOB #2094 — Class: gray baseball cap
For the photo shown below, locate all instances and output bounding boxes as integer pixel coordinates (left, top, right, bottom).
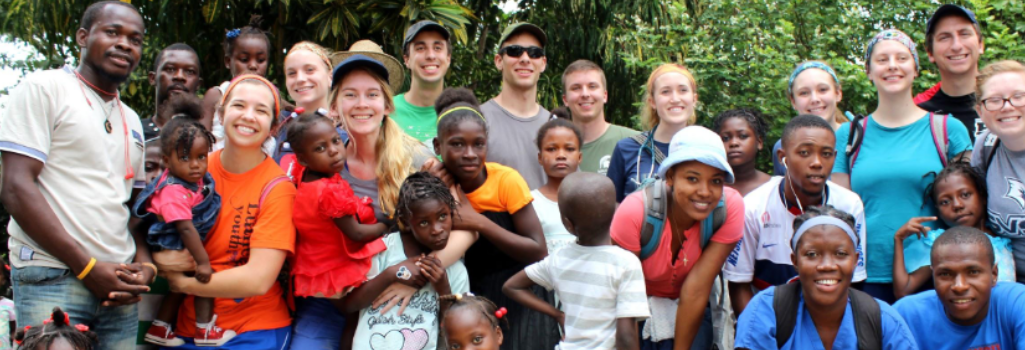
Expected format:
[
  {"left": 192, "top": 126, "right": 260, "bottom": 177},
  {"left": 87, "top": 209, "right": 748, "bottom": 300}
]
[{"left": 403, "top": 20, "right": 450, "bottom": 50}]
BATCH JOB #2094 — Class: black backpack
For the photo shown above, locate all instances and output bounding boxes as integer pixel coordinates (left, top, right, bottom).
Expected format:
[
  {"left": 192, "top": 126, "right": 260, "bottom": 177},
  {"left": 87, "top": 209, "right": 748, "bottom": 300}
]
[
  {"left": 979, "top": 131, "right": 1002, "bottom": 171},
  {"left": 773, "top": 282, "right": 882, "bottom": 350}
]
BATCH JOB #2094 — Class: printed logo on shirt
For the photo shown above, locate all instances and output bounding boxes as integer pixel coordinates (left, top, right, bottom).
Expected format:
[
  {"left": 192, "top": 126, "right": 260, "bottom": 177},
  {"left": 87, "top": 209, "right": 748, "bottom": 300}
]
[
  {"left": 1004, "top": 178, "right": 1025, "bottom": 210},
  {"left": 762, "top": 243, "right": 778, "bottom": 248},
  {"left": 227, "top": 197, "right": 258, "bottom": 266},
  {"left": 598, "top": 155, "right": 612, "bottom": 175},
  {"left": 989, "top": 210, "right": 1025, "bottom": 237},
  {"left": 975, "top": 118, "right": 988, "bottom": 138},
  {"left": 727, "top": 237, "right": 742, "bottom": 266},
  {"left": 968, "top": 343, "right": 1001, "bottom": 350},
  {"left": 369, "top": 329, "right": 429, "bottom": 350}
]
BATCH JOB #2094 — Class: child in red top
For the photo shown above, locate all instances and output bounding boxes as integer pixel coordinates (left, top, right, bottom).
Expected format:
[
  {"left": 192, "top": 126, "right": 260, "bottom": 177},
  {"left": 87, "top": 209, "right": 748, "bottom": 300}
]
[{"left": 285, "top": 112, "right": 390, "bottom": 347}]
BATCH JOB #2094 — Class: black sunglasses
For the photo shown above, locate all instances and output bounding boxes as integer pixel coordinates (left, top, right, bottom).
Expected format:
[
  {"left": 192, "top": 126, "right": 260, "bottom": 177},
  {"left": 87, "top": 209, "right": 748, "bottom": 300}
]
[{"left": 499, "top": 45, "right": 545, "bottom": 59}]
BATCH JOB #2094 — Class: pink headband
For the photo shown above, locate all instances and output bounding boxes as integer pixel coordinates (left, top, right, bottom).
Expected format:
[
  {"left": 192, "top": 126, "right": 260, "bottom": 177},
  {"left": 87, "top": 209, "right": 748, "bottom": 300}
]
[{"left": 218, "top": 74, "right": 281, "bottom": 117}]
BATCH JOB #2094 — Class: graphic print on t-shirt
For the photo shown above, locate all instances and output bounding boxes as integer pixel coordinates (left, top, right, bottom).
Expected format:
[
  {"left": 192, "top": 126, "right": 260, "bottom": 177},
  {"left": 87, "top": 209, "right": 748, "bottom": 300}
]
[
  {"left": 1004, "top": 178, "right": 1025, "bottom": 210},
  {"left": 369, "top": 328, "right": 430, "bottom": 350},
  {"left": 227, "top": 196, "right": 258, "bottom": 266}
]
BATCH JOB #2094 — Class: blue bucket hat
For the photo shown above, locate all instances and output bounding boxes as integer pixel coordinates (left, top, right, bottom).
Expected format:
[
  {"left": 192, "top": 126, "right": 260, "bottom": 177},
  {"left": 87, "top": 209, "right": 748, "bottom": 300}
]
[{"left": 657, "top": 126, "right": 735, "bottom": 183}]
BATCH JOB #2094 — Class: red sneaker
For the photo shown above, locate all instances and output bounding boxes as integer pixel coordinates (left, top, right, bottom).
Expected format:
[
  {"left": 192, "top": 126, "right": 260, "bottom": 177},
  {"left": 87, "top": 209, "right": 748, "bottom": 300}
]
[
  {"left": 194, "top": 315, "right": 237, "bottom": 347},
  {"left": 144, "top": 322, "right": 185, "bottom": 347}
]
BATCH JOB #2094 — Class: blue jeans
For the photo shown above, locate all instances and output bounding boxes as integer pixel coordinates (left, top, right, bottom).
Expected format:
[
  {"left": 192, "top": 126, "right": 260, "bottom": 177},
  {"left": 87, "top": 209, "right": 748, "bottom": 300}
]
[
  {"left": 639, "top": 306, "right": 712, "bottom": 350},
  {"left": 288, "top": 297, "right": 347, "bottom": 350},
  {"left": 11, "top": 266, "right": 138, "bottom": 350},
  {"left": 164, "top": 326, "right": 291, "bottom": 350}
]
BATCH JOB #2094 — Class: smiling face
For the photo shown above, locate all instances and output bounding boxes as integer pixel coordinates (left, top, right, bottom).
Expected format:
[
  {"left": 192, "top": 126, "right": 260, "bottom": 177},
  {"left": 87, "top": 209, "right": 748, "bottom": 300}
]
[
  {"left": 404, "top": 30, "right": 451, "bottom": 85},
  {"left": 406, "top": 198, "right": 452, "bottom": 251},
  {"left": 494, "top": 33, "right": 546, "bottom": 91},
  {"left": 934, "top": 174, "right": 985, "bottom": 228},
  {"left": 665, "top": 161, "right": 726, "bottom": 222},
  {"left": 790, "top": 69, "right": 841, "bottom": 121},
  {"left": 443, "top": 307, "right": 503, "bottom": 350},
  {"left": 718, "top": 118, "right": 761, "bottom": 168},
  {"left": 220, "top": 83, "right": 275, "bottom": 149},
  {"left": 868, "top": 40, "right": 918, "bottom": 94},
  {"left": 334, "top": 69, "right": 391, "bottom": 138},
  {"left": 651, "top": 72, "right": 697, "bottom": 127},
  {"left": 792, "top": 226, "right": 858, "bottom": 310},
  {"left": 437, "top": 119, "right": 488, "bottom": 185},
  {"left": 226, "top": 36, "right": 269, "bottom": 77},
  {"left": 928, "top": 16, "right": 983, "bottom": 76},
  {"left": 977, "top": 72, "right": 1025, "bottom": 139},
  {"left": 537, "top": 126, "right": 581, "bottom": 179},
  {"left": 284, "top": 50, "right": 331, "bottom": 109},
  {"left": 562, "top": 70, "right": 608, "bottom": 123},
  {"left": 163, "top": 134, "right": 209, "bottom": 184},
  {"left": 151, "top": 50, "right": 202, "bottom": 105},
  {"left": 295, "top": 119, "right": 346, "bottom": 174},
  {"left": 779, "top": 127, "right": 836, "bottom": 196},
  {"left": 932, "top": 243, "right": 997, "bottom": 326},
  {"left": 77, "top": 4, "right": 144, "bottom": 84}
]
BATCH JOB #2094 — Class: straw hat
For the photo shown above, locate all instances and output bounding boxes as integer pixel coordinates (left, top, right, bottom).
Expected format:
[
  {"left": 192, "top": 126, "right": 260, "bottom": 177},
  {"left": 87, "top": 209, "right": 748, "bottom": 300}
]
[{"left": 330, "top": 40, "right": 405, "bottom": 92}]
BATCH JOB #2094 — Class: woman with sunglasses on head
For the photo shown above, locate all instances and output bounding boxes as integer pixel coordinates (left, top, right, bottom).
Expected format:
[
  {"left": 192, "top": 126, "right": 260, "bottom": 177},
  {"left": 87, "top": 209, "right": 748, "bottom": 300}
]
[
  {"left": 831, "top": 29, "right": 972, "bottom": 303},
  {"left": 970, "top": 60, "right": 1025, "bottom": 283},
  {"left": 608, "top": 64, "right": 700, "bottom": 202}
]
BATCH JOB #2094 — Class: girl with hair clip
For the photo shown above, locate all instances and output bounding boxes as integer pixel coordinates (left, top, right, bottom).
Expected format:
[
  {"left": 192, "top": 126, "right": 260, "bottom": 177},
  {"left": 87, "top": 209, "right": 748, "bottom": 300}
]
[
  {"left": 432, "top": 87, "right": 556, "bottom": 349},
  {"left": 610, "top": 126, "right": 745, "bottom": 350},
  {"left": 771, "top": 61, "right": 851, "bottom": 175},
  {"left": 199, "top": 15, "right": 277, "bottom": 154},
  {"left": 735, "top": 205, "right": 918, "bottom": 350},
  {"left": 831, "top": 29, "right": 972, "bottom": 303},
  {"left": 440, "top": 293, "right": 508, "bottom": 350},
  {"left": 14, "top": 307, "right": 96, "bottom": 350},
  {"left": 155, "top": 75, "right": 297, "bottom": 350},
  {"left": 327, "top": 49, "right": 476, "bottom": 347},
  {"left": 608, "top": 64, "right": 701, "bottom": 202}
]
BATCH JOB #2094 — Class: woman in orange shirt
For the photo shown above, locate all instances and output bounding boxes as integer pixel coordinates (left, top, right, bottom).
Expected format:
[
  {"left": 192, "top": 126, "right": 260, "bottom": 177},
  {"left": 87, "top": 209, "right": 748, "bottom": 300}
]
[{"left": 155, "top": 75, "right": 297, "bottom": 350}]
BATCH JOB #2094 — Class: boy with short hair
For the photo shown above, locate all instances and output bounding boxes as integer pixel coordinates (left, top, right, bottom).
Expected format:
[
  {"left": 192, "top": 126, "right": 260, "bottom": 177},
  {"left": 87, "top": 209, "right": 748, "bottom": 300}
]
[{"left": 503, "top": 172, "right": 649, "bottom": 350}]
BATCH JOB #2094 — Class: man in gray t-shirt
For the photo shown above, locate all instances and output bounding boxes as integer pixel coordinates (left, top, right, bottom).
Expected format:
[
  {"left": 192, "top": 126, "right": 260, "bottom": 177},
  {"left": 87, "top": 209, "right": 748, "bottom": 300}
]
[
  {"left": 482, "top": 22, "right": 551, "bottom": 189},
  {"left": 972, "top": 130, "right": 1025, "bottom": 282}
]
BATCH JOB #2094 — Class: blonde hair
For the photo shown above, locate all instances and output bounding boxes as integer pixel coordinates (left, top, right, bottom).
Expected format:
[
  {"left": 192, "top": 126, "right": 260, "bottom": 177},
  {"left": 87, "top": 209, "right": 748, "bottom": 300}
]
[
  {"left": 330, "top": 67, "right": 426, "bottom": 217},
  {"left": 787, "top": 61, "right": 849, "bottom": 124},
  {"left": 285, "top": 41, "right": 332, "bottom": 70},
  {"left": 976, "top": 60, "right": 1025, "bottom": 98},
  {"left": 641, "top": 64, "right": 698, "bottom": 130}
]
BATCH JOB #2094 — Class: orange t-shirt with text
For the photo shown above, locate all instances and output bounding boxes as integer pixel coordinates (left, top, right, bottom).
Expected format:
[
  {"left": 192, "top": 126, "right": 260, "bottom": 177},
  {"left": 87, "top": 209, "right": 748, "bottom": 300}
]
[{"left": 175, "top": 150, "right": 297, "bottom": 337}]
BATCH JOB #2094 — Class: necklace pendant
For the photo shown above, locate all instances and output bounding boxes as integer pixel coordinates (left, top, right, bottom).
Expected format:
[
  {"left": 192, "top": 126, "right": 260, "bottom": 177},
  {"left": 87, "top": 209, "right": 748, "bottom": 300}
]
[{"left": 104, "top": 120, "right": 113, "bottom": 133}]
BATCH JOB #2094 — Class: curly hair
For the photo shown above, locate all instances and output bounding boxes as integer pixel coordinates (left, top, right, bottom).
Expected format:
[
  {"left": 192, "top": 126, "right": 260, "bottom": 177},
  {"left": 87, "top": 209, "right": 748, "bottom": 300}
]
[
  {"left": 15, "top": 307, "right": 98, "bottom": 350},
  {"left": 222, "top": 15, "right": 272, "bottom": 57},
  {"left": 711, "top": 108, "right": 768, "bottom": 145},
  {"left": 791, "top": 204, "right": 857, "bottom": 234},
  {"left": 436, "top": 87, "right": 487, "bottom": 138},
  {"left": 394, "top": 172, "right": 458, "bottom": 232},
  {"left": 922, "top": 162, "right": 988, "bottom": 209},
  {"left": 159, "top": 117, "right": 215, "bottom": 162},
  {"left": 535, "top": 117, "right": 581, "bottom": 150},
  {"left": 285, "top": 111, "right": 335, "bottom": 153},
  {"left": 439, "top": 293, "right": 509, "bottom": 336}
]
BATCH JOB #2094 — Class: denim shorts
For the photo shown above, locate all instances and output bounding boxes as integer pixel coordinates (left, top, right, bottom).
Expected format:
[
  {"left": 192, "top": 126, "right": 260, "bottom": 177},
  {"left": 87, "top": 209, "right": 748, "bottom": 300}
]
[
  {"left": 11, "top": 265, "right": 138, "bottom": 350},
  {"left": 288, "top": 297, "right": 348, "bottom": 350}
]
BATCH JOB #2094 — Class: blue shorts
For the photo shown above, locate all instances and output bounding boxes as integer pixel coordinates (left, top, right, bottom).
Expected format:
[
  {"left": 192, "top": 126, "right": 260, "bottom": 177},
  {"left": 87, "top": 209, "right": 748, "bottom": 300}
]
[{"left": 163, "top": 326, "right": 291, "bottom": 350}]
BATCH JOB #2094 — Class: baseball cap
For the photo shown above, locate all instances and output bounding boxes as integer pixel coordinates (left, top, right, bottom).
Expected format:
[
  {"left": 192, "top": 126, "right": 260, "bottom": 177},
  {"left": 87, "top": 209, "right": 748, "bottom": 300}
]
[
  {"left": 403, "top": 20, "right": 451, "bottom": 50},
  {"left": 498, "top": 22, "right": 548, "bottom": 48},
  {"left": 926, "top": 5, "right": 978, "bottom": 38},
  {"left": 331, "top": 54, "right": 390, "bottom": 90},
  {"left": 657, "top": 126, "right": 735, "bottom": 183}
]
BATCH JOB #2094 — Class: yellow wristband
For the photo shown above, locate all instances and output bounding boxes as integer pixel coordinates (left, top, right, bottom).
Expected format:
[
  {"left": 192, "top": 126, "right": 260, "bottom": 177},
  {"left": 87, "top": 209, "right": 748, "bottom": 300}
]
[
  {"left": 76, "top": 258, "right": 97, "bottom": 280},
  {"left": 142, "top": 263, "right": 158, "bottom": 283}
]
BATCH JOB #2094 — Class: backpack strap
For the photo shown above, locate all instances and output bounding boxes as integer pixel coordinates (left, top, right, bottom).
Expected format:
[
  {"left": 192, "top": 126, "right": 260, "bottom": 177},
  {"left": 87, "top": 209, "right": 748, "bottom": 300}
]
[
  {"left": 631, "top": 131, "right": 666, "bottom": 165},
  {"left": 260, "top": 176, "right": 291, "bottom": 208},
  {"left": 849, "top": 288, "right": 883, "bottom": 350},
  {"left": 773, "top": 282, "right": 802, "bottom": 349},
  {"left": 699, "top": 195, "right": 727, "bottom": 249},
  {"left": 929, "top": 113, "right": 949, "bottom": 167},
  {"left": 983, "top": 132, "right": 1001, "bottom": 171},
  {"left": 845, "top": 113, "right": 868, "bottom": 171},
  {"left": 639, "top": 180, "right": 667, "bottom": 260}
]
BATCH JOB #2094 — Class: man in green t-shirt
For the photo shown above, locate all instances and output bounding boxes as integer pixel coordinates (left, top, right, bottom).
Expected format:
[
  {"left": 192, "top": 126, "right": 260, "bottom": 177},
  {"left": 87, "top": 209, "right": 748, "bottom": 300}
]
[
  {"left": 392, "top": 20, "right": 451, "bottom": 143},
  {"left": 562, "top": 59, "right": 638, "bottom": 175}
]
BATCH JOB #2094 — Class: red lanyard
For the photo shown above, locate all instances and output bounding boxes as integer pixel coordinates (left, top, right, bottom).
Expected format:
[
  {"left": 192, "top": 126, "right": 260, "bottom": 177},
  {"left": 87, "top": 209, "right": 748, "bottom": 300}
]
[{"left": 73, "top": 69, "right": 135, "bottom": 181}]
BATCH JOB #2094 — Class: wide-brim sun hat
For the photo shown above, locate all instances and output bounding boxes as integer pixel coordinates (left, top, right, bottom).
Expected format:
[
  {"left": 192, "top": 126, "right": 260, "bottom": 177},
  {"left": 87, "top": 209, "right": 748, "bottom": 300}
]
[
  {"left": 656, "top": 126, "right": 735, "bottom": 183},
  {"left": 330, "top": 39, "right": 405, "bottom": 92}
]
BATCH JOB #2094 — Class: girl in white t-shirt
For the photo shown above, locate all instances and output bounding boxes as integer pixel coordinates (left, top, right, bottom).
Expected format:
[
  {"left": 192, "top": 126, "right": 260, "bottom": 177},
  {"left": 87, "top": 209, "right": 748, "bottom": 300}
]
[{"left": 531, "top": 114, "right": 583, "bottom": 254}]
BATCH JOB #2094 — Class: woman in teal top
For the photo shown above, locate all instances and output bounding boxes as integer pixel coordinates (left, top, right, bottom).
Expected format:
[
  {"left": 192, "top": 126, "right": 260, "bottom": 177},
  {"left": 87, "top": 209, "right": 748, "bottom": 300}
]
[{"left": 830, "top": 29, "right": 972, "bottom": 303}]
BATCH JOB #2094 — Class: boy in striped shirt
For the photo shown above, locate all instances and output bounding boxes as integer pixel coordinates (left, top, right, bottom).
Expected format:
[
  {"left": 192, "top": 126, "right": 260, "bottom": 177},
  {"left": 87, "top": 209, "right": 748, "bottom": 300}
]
[{"left": 504, "top": 172, "right": 649, "bottom": 350}]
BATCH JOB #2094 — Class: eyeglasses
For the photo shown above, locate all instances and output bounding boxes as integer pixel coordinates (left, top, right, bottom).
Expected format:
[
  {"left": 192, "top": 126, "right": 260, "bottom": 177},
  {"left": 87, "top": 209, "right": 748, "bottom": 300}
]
[
  {"left": 979, "top": 93, "right": 1025, "bottom": 111},
  {"left": 499, "top": 45, "right": 545, "bottom": 59}
]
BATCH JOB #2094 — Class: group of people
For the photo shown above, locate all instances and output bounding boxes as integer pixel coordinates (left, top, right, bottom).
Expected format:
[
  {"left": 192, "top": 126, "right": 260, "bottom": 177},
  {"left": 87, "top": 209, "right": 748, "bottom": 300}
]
[{"left": 1, "top": 1, "right": 1024, "bottom": 350}]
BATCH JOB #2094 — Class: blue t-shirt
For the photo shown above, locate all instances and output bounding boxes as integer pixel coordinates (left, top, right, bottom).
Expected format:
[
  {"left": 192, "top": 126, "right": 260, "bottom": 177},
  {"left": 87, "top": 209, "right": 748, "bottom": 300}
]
[
  {"left": 903, "top": 228, "right": 1017, "bottom": 283},
  {"left": 606, "top": 131, "right": 669, "bottom": 202},
  {"left": 735, "top": 286, "right": 918, "bottom": 350},
  {"left": 833, "top": 113, "right": 972, "bottom": 282},
  {"left": 894, "top": 282, "right": 1025, "bottom": 350}
]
